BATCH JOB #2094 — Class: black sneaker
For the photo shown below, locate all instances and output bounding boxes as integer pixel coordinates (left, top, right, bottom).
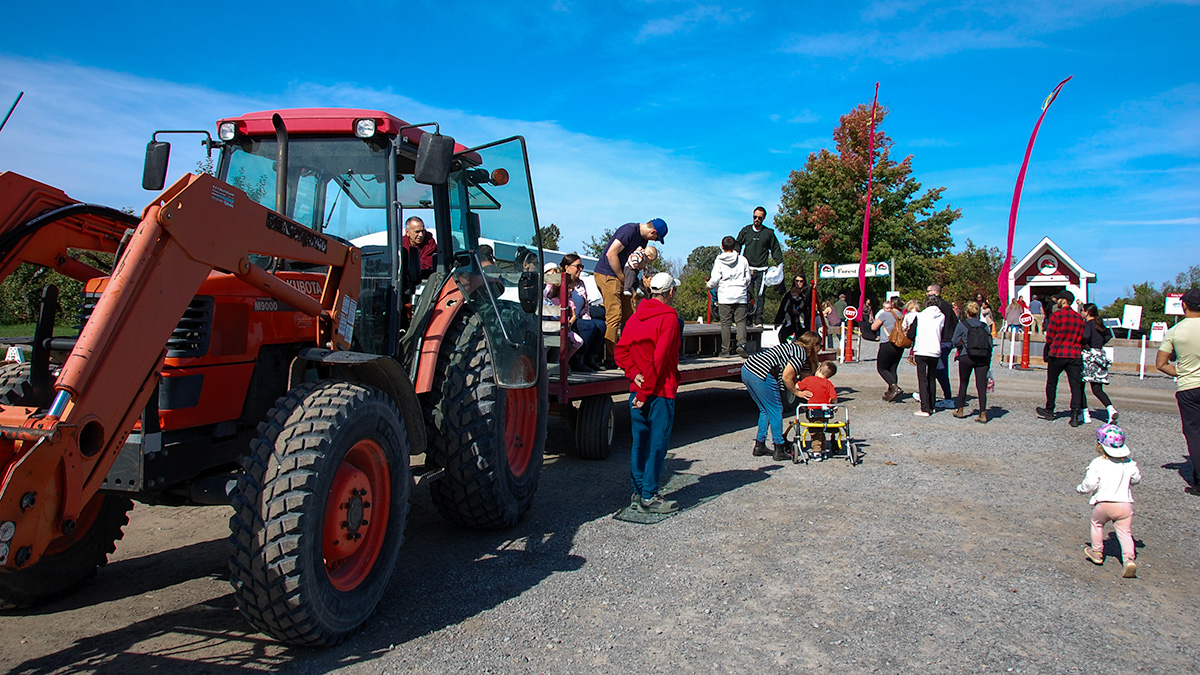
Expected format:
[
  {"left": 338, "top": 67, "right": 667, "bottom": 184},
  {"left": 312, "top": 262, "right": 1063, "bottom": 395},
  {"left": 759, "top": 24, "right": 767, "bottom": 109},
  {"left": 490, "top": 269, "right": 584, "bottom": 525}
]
[
  {"left": 736, "top": 344, "right": 749, "bottom": 359},
  {"left": 638, "top": 494, "right": 679, "bottom": 514},
  {"left": 1035, "top": 406, "right": 1056, "bottom": 421}
]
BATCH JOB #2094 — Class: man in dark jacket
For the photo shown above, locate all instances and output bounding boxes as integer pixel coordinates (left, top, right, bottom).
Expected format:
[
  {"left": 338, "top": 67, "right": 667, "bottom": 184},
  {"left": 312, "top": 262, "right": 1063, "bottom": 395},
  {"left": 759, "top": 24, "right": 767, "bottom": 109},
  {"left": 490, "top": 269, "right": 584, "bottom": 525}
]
[
  {"left": 735, "top": 206, "right": 784, "bottom": 326},
  {"left": 615, "top": 272, "right": 682, "bottom": 514},
  {"left": 927, "top": 283, "right": 958, "bottom": 407}
]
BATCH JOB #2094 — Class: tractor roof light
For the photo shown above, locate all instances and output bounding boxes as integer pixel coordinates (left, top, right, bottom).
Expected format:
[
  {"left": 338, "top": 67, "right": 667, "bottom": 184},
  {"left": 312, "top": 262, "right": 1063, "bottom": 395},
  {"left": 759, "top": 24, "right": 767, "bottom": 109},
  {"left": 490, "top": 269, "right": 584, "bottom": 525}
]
[
  {"left": 355, "top": 118, "right": 377, "bottom": 138},
  {"left": 218, "top": 122, "right": 237, "bottom": 141}
]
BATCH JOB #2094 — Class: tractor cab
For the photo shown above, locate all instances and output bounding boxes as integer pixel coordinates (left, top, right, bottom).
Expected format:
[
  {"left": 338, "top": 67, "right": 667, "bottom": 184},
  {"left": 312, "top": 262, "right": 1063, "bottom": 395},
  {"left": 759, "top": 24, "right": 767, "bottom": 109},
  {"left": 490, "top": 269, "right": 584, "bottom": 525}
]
[{"left": 148, "top": 108, "right": 544, "bottom": 388}]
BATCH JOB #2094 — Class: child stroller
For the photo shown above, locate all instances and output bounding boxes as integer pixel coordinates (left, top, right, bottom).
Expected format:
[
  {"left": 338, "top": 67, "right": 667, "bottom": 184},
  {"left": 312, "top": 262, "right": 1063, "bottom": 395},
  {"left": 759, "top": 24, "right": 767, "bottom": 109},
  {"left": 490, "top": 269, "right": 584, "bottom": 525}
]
[{"left": 783, "top": 403, "right": 858, "bottom": 465}]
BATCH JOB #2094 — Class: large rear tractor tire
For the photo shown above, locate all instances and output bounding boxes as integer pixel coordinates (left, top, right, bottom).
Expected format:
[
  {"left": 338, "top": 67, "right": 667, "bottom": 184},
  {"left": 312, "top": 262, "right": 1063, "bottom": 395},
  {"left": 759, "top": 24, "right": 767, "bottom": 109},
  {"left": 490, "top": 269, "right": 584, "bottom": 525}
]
[
  {"left": 0, "top": 493, "right": 133, "bottom": 609},
  {"left": 574, "top": 394, "right": 615, "bottom": 460},
  {"left": 228, "top": 381, "right": 411, "bottom": 646},
  {"left": 0, "top": 362, "right": 33, "bottom": 404},
  {"left": 424, "top": 311, "right": 547, "bottom": 529}
]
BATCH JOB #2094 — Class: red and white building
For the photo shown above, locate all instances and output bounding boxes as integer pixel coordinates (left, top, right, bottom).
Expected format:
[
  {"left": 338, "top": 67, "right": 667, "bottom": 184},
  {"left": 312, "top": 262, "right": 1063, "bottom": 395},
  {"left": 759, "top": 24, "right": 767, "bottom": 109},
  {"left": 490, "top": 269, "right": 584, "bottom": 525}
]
[{"left": 1007, "top": 236, "right": 1095, "bottom": 306}]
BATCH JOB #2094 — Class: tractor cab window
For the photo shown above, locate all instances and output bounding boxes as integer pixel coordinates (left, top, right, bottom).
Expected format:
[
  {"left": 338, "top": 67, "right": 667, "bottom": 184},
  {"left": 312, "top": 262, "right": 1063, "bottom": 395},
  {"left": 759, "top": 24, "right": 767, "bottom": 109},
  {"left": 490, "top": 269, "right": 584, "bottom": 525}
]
[
  {"left": 222, "top": 136, "right": 390, "bottom": 244},
  {"left": 221, "top": 135, "right": 395, "bottom": 355},
  {"left": 448, "top": 137, "right": 542, "bottom": 389}
]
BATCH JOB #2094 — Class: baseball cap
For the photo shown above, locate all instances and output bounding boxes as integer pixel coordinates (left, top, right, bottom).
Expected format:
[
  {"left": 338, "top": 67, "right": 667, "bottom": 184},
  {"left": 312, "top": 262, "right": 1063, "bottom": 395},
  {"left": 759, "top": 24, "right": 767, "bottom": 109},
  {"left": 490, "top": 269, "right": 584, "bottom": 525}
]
[
  {"left": 544, "top": 262, "right": 560, "bottom": 273},
  {"left": 1053, "top": 289, "right": 1075, "bottom": 302},
  {"left": 649, "top": 271, "right": 681, "bottom": 294},
  {"left": 648, "top": 218, "right": 668, "bottom": 243},
  {"left": 1096, "top": 423, "right": 1129, "bottom": 458},
  {"left": 1182, "top": 288, "right": 1200, "bottom": 309}
]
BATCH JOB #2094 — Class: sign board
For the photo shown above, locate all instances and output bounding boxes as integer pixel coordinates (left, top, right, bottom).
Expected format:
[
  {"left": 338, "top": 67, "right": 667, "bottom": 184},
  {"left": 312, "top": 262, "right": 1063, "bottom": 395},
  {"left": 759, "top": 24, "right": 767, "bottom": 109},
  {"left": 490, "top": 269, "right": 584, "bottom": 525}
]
[
  {"left": 1166, "top": 293, "right": 1184, "bottom": 316},
  {"left": 1122, "top": 304, "right": 1143, "bottom": 330},
  {"left": 1019, "top": 312, "right": 1034, "bottom": 327},
  {"left": 843, "top": 306, "right": 859, "bottom": 322},
  {"left": 1150, "top": 321, "right": 1168, "bottom": 342},
  {"left": 818, "top": 262, "right": 892, "bottom": 279}
]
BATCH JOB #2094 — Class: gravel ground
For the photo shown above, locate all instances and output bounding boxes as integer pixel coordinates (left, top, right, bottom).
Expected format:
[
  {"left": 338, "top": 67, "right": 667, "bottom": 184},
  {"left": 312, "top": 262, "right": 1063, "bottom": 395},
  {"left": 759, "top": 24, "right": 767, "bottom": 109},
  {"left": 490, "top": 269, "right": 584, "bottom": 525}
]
[{"left": 2, "top": 345, "right": 1196, "bottom": 674}]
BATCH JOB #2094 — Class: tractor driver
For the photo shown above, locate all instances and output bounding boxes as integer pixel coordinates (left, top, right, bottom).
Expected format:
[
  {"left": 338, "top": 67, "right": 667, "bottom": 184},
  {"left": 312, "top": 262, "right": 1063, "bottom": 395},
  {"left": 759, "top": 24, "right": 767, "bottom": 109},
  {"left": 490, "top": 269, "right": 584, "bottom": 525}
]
[{"left": 402, "top": 216, "right": 438, "bottom": 281}]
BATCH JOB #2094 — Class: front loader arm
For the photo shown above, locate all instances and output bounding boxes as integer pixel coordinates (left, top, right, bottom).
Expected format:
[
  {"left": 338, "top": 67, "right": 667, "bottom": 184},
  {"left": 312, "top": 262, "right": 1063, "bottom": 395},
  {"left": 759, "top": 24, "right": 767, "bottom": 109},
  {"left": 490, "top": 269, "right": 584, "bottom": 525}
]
[{"left": 0, "top": 172, "right": 361, "bottom": 570}]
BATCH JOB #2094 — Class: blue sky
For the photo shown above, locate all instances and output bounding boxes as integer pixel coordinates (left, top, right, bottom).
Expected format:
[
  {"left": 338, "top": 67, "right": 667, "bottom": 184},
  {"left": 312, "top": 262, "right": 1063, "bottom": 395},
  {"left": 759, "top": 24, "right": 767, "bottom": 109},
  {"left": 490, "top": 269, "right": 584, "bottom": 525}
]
[{"left": 1, "top": 0, "right": 1196, "bottom": 305}]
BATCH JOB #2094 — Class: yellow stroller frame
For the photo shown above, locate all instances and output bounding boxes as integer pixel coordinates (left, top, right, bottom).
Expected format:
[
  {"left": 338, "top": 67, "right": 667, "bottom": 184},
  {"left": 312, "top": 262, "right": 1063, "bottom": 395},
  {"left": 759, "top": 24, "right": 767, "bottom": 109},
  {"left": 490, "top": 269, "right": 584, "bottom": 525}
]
[{"left": 783, "top": 403, "right": 858, "bottom": 465}]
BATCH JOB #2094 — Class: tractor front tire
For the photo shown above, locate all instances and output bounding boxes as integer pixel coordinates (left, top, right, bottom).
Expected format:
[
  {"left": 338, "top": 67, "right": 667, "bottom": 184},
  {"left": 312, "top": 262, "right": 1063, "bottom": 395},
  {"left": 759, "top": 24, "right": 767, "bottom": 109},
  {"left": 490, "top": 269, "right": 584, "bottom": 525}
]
[
  {"left": 228, "top": 381, "right": 411, "bottom": 646},
  {"left": 0, "top": 493, "right": 132, "bottom": 609},
  {"left": 424, "top": 311, "right": 547, "bottom": 529}
]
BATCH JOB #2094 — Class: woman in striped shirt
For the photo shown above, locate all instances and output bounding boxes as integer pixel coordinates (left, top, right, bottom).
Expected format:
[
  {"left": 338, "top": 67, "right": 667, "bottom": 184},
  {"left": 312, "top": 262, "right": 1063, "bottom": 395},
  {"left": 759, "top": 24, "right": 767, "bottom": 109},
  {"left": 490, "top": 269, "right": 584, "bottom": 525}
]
[{"left": 742, "top": 333, "right": 820, "bottom": 462}]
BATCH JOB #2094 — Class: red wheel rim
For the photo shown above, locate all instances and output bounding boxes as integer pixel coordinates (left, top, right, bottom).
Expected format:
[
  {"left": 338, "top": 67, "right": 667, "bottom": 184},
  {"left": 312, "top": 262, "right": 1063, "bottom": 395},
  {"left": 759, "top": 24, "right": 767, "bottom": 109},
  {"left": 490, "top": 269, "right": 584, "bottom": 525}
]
[
  {"left": 505, "top": 387, "right": 538, "bottom": 477},
  {"left": 322, "top": 439, "right": 391, "bottom": 591}
]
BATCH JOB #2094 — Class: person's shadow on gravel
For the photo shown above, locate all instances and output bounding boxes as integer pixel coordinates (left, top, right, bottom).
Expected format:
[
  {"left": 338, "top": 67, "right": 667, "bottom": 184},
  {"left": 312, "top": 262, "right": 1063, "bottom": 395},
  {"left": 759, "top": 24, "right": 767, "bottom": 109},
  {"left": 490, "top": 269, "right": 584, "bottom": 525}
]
[{"left": 1162, "top": 456, "right": 1197, "bottom": 487}]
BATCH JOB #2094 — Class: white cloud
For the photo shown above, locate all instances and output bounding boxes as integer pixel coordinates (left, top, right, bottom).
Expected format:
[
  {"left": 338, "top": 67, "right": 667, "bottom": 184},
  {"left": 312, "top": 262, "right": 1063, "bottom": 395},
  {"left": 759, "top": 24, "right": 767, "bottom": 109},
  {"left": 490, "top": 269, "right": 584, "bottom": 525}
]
[
  {"left": 780, "top": 28, "right": 1035, "bottom": 61},
  {"left": 0, "top": 55, "right": 776, "bottom": 259},
  {"left": 787, "top": 109, "right": 820, "bottom": 124},
  {"left": 1100, "top": 217, "right": 1200, "bottom": 226},
  {"left": 636, "top": 5, "right": 750, "bottom": 42}
]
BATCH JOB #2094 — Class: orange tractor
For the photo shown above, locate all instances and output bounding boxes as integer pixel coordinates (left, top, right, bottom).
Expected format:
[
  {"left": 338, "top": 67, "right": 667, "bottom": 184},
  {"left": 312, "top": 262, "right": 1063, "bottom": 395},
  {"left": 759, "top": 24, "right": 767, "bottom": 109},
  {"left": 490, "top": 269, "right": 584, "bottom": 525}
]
[{"left": 0, "top": 108, "right": 547, "bottom": 645}]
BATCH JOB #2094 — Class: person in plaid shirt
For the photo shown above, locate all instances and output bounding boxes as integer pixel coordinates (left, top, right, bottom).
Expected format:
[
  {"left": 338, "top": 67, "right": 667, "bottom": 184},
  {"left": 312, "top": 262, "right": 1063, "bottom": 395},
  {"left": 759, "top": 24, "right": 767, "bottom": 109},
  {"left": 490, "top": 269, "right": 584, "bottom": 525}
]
[{"left": 1037, "top": 289, "right": 1087, "bottom": 427}]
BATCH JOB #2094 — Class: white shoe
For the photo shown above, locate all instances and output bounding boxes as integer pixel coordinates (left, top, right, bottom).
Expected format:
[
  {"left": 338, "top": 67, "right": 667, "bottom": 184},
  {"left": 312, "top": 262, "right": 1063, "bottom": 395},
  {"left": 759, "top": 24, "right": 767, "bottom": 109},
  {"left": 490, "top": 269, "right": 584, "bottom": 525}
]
[
  {"left": 1082, "top": 409, "right": 1092, "bottom": 424},
  {"left": 1107, "top": 406, "right": 1119, "bottom": 423},
  {"left": 913, "top": 392, "right": 921, "bottom": 404},
  {"left": 914, "top": 410, "right": 931, "bottom": 417}
]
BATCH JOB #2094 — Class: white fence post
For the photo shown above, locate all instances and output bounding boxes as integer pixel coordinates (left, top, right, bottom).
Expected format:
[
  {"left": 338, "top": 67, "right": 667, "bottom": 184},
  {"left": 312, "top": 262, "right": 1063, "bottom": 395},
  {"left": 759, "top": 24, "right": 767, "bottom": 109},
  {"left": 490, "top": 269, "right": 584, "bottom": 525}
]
[{"left": 1139, "top": 336, "right": 1147, "bottom": 380}]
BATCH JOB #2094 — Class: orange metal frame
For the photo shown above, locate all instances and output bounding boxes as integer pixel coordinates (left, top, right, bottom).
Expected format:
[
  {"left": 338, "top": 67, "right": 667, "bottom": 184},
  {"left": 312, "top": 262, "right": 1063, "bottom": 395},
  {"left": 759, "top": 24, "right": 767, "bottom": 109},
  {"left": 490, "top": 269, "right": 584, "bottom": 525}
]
[{"left": 0, "top": 172, "right": 361, "bottom": 571}]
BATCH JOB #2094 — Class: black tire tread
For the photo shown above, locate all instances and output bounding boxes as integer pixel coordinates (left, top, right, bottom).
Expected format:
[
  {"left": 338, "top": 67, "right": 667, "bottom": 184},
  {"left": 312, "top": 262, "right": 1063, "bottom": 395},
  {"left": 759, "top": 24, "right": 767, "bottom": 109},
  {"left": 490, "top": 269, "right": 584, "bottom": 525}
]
[
  {"left": 227, "top": 381, "right": 410, "bottom": 646},
  {"left": 574, "top": 395, "right": 614, "bottom": 460},
  {"left": 0, "top": 362, "right": 33, "bottom": 405},
  {"left": 422, "top": 312, "right": 544, "bottom": 530},
  {"left": 0, "top": 494, "right": 132, "bottom": 610}
]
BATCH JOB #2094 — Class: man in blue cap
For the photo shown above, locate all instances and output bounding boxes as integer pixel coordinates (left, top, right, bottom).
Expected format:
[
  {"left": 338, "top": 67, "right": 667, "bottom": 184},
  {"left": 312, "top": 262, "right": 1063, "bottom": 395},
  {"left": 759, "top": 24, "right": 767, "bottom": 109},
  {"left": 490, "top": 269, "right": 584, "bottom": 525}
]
[{"left": 593, "top": 219, "right": 666, "bottom": 367}]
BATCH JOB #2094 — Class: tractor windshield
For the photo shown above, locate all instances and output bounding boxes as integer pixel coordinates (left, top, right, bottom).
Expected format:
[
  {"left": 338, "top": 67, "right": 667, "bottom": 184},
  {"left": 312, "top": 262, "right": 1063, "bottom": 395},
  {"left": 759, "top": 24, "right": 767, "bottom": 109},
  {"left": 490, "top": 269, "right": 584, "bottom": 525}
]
[{"left": 220, "top": 136, "right": 391, "bottom": 244}]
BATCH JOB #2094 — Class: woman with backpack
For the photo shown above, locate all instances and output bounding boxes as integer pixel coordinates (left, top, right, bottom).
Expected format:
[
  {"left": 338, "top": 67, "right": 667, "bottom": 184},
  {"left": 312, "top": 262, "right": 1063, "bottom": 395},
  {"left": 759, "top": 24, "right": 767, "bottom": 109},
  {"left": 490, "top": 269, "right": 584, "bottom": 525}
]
[
  {"left": 951, "top": 301, "right": 993, "bottom": 423},
  {"left": 871, "top": 298, "right": 907, "bottom": 401}
]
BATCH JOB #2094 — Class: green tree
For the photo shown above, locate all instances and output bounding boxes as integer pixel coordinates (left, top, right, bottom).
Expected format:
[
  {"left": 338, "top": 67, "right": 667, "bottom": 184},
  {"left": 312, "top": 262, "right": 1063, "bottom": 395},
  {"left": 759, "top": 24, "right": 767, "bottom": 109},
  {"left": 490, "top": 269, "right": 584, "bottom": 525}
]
[
  {"left": 1164, "top": 265, "right": 1200, "bottom": 293},
  {"left": 673, "top": 245, "right": 721, "bottom": 322},
  {"left": 926, "top": 240, "right": 1004, "bottom": 306},
  {"left": 537, "top": 223, "right": 561, "bottom": 251},
  {"left": 1103, "top": 282, "right": 1167, "bottom": 327},
  {"left": 774, "top": 103, "right": 959, "bottom": 296},
  {"left": 582, "top": 228, "right": 615, "bottom": 259}
]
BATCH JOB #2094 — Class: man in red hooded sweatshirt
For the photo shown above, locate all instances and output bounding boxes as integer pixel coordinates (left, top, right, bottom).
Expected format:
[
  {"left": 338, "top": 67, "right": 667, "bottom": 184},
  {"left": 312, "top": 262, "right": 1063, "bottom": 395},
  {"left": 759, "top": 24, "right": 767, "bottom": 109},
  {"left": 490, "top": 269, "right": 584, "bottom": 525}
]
[{"left": 615, "top": 272, "right": 682, "bottom": 514}]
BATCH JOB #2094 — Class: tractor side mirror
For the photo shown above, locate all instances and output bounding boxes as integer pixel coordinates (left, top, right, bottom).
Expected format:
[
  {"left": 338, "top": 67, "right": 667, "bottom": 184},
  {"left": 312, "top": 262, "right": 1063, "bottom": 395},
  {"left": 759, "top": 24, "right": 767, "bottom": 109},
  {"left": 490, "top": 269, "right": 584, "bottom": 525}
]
[
  {"left": 517, "top": 271, "right": 540, "bottom": 314},
  {"left": 143, "top": 141, "right": 171, "bottom": 190},
  {"left": 414, "top": 132, "right": 455, "bottom": 185}
]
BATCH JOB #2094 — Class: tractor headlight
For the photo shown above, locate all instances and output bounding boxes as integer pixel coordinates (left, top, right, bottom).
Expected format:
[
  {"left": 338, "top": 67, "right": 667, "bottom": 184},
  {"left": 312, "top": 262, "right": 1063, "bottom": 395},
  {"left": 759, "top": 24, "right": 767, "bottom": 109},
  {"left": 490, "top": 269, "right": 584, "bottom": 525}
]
[
  {"left": 355, "top": 118, "right": 377, "bottom": 138},
  {"left": 218, "top": 122, "right": 237, "bottom": 141}
]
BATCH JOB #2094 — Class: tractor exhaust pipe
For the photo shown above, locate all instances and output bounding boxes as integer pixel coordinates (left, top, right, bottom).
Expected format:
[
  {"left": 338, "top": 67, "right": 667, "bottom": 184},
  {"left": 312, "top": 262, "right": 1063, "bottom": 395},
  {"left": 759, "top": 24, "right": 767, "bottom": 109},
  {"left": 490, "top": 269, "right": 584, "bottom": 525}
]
[{"left": 272, "top": 113, "right": 288, "bottom": 215}]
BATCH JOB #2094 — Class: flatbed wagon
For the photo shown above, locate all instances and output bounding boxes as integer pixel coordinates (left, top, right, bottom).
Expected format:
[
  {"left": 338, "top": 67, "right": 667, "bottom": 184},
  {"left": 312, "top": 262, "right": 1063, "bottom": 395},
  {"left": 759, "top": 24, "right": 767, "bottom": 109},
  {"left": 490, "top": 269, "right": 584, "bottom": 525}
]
[{"left": 546, "top": 320, "right": 764, "bottom": 459}]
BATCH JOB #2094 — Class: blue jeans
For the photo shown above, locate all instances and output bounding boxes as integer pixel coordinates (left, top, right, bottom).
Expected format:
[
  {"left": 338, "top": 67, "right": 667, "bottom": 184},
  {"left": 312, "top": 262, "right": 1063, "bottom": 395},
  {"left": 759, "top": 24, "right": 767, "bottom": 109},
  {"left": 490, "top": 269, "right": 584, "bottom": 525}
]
[
  {"left": 742, "top": 365, "right": 784, "bottom": 444},
  {"left": 575, "top": 317, "right": 605, "bottom": 361},
  {"left": 629, "top": 394, "right": 675, "bottom": 500}
]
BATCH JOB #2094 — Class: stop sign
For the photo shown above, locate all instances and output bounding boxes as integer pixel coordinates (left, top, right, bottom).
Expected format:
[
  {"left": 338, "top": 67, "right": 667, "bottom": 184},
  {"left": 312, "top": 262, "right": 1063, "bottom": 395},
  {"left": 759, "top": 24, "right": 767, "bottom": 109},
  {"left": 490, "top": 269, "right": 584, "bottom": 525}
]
[
  {"left": 843, "top": 306, "right": 859, "bottom": 322},
  {"left": 1019, "top": 312, "right": 1034, "bottom": 327}
]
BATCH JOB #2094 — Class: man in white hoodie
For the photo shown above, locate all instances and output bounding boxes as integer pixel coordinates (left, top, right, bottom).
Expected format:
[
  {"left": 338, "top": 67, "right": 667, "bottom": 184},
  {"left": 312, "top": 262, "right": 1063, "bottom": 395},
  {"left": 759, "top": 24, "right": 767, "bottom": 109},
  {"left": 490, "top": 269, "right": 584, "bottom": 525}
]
[{"left": 708, "top": 236, "right": 752, "bottom": 358}]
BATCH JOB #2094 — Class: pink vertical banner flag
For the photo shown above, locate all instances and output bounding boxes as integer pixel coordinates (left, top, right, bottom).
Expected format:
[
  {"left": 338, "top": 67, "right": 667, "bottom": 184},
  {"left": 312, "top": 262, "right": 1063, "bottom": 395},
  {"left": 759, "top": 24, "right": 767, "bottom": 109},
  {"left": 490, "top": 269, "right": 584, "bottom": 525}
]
[
  {"left": 857, "top": 83, "right": 880, "bottom": 322},
  {"left": 997, "top": 76, "right": 1072, "bottom": 309}
]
